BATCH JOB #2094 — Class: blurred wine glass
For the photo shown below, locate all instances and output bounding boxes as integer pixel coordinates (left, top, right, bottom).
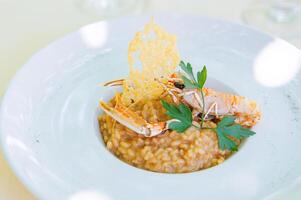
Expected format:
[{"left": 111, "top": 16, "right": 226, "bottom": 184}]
[
  {"left": 242, "top": 0, "right": 301, "bottom": 38},
  {"left": 75, "top": 0, "right": 146, "bottom": 18}
]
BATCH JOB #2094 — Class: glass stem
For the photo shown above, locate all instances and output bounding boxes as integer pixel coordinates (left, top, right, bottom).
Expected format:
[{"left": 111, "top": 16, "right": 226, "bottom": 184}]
[{"left": 266, "top": 0, "right": 301, "bottom": 23}]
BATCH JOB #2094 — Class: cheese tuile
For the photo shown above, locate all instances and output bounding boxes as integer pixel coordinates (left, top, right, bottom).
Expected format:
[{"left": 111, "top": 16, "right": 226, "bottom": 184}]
[{"left": 122, "top": 19, "right": 180, "bottom": 105}]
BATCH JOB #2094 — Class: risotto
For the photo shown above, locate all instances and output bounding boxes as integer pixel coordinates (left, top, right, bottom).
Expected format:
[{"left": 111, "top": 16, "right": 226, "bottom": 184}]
[
  {"left": 99, "top": 96, "right": 234, "bottom": 173},
  {"left": 97, "top": 19, "right": 259, "bottom": 173}
]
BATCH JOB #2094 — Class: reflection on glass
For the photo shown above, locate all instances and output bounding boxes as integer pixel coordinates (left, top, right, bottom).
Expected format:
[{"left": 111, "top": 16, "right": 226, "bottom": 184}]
[
  {"left": 242, "top": 0, "right": 301, "bottom": 38},
  {"left": 75, "top": 0, "right": 145, "bottom": 18}
]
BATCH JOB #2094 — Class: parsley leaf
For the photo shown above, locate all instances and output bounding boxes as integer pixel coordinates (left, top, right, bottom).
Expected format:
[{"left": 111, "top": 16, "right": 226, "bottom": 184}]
[
  {"left": 179, "top": 61, "right": 207, "bottom": 128},
  {"left": 180, "top": 61, "right": 207, "bottom": 89},
  {"left": 180, "top": 61, "right": 196, "bottom": 83},
  {"left": 215, "top": 116, "right": 256, "bottom": 151},
  {"left": 169, "top": 121, "right": 190, "bottom": 132},
  {"left": 161, "top": 100, "right": 193, "bottom": 133},
  {"left": 182, "top": 76, "right": 198, "bottom": 89},
  {"left": 197, "top": 66, "right": 207, "bottom": 89}
]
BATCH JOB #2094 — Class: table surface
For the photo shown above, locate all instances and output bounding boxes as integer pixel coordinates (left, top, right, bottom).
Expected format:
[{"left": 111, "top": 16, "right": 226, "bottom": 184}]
[{"left": 1, "top": 0, "right": 301, "bottom": 199}]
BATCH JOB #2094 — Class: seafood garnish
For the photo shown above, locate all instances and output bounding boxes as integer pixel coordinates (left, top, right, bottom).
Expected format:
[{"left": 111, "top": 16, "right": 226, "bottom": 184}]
[
  {"left": 99, "top": 95, "right": 172, "bottom": 137},
  {"left": 98, "top": 19, "right": 261, "bottom": 152},
  {"left": 101, "top": 77, "right": 261, "bottom": 128}
]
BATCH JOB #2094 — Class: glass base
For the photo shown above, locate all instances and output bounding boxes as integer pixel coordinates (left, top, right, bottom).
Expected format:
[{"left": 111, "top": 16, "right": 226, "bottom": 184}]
[{"left": 242, "top": 4, "right": 301, "bottom": 38}]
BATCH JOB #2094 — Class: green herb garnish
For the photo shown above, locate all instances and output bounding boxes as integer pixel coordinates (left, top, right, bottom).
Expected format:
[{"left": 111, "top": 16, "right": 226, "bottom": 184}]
[
  {"left": 179, "top": 61, "right": 207, "bottom": 89},
  {"left": 180, "top": 61, "right": 207, "bottom": 127},
  {"left": 215, "top": 116, "right": 255, "bottom": 151},
  {"left": 161, "top": 100, "right": 193, "bottom": 132},
  {"left": 160, "top": 61, "right": 256, "bottom": 152}
]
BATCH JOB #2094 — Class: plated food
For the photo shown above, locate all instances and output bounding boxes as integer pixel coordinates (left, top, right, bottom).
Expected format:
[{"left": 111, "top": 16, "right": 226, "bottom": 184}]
[
  {"left": 98, "top": 19, "right": 261, "bottom": 173},
  {"left": 2, "top": 15, "right": 300, "bottom": 199}
]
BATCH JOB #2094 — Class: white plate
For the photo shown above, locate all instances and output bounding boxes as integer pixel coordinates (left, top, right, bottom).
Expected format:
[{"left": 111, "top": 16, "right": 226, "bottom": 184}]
[{"left": 1, "top": 15, "right": 301, "bottom": 200}]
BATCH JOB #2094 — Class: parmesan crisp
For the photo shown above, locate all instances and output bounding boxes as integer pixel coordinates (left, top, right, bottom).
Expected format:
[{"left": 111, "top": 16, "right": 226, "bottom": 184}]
[{"left": 122, "top": 19, "right": 180, "bottom": 105}]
